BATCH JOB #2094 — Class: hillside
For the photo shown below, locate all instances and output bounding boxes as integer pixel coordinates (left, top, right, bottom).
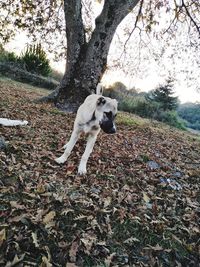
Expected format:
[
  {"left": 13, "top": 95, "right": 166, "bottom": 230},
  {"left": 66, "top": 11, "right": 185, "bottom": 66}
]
[{"left": 0, "top": 77, "right": 200, "bottom": 267}]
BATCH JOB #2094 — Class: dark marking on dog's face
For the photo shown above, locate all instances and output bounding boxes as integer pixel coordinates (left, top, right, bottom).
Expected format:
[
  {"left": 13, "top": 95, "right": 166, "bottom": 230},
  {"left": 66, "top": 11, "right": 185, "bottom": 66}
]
[
  {"left": 97, "top": 97, "right": 106, "bottom": 106},
  {"left": 100, "top": 111, "right": 117, "bottom": 134},
  {"left": 97, "top": 96, "right": 118, "bottom": 134}
]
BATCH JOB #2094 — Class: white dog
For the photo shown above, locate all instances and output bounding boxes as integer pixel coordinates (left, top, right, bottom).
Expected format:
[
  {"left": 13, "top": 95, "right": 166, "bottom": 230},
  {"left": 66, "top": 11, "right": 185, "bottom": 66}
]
[{"left": 55, "top": 84, "right": 118, "bottom": 174}]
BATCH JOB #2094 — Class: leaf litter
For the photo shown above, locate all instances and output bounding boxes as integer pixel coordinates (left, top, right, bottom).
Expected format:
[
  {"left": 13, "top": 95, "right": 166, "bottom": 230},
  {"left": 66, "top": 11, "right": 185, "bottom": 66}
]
[{"left": 0, "top": 79, "right": 200, "bottom": 266}]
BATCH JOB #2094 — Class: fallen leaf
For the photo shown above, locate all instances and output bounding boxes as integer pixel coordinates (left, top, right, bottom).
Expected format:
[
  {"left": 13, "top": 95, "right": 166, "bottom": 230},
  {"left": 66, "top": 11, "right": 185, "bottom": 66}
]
[
  {"left": 123, "top": 237, "right": 140, "bottom": 244},
  {"left": 10, "top": 201, "right": 25, "bottom": 210},
  {"left": 8, "top": 214, "right": 28, "bottom": 223},
  {"left": 32, "top": 232, "right": 39, "bottom": 248},
  {"left": 61, "top": 209, "right": 74, "bottom": 215},
  {"left": 144, "top": 244, "right": 163, "bottom": 251},
  {"left": 66, "top": 264, "right": 78, "bottom": 267},
  {"left": 0, "top": 228, "right": 6, "bottom": 246},
  {"left": 104, "top": 197, "right": 112, "bottom": 208},
  {"left": 37, "top": 183, "right": 46, "bottom": 194},
  {"left": 43, "top": 211, "right": 56, "bottom": 224},
  {"left": 69, "top": 241, "right": 79, "bottom": 262},
  {"left": 40, "top": 256, "right": 52, "bottom": 267},
  {"left": 5, "top": 254, "right": 25, "bottom": 267},
  {"left": 143, "top": 192, "right": 150, "bottom": 203},
  {"left": 104, "top": 253, "right": 116, "bottom": 267},
  {"left": 80, "top": 233, "right": 97, "bottom": 254}
]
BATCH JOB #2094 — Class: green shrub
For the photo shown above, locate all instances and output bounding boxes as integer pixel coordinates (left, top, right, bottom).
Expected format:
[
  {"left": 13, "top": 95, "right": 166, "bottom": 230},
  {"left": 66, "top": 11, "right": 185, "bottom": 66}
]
[
  {"left": 20, "top": 43, "right": 51, "bottom": 76},
  {"left": 0, "top": 45, "right": 19, "bottom": 63},
  {"left": 118, "top": 96, "right": 161, "bottom": 119},
  {"left": 7, "top": 52, "right": 18, "bottom": 62},
  {"left": 156, "top": 110, "right": 186, "bottom": 129},
  {"left": 178, "top": 103, "right": 200, "bottom": 130},
  {"left": 104, "top": 83, "right": 185, "bottom": 130}
]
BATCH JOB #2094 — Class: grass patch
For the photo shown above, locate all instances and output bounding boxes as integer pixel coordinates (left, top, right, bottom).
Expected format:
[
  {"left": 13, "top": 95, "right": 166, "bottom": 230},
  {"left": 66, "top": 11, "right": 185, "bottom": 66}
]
[
  {"left": 49, "top": 108, "right": 66, "bottom": 116},
  {"left": 116, "top": 112, "right": 144, "bottom": 127},
  {"left": 0, "top": 76, "right": 49, "bottom": 96}
]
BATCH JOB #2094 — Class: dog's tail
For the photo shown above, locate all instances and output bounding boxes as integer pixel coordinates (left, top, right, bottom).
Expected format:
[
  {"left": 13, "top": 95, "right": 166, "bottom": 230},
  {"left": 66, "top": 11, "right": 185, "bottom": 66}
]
[{"left": 96, "top": 83, "right": 103, "bottom": 95}]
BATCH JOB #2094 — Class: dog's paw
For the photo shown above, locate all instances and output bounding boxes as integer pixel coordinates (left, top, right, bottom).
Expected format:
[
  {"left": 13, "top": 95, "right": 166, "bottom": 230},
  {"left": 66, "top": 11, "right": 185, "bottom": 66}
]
[
  {"left": 78, "top": 166, "right": 87, "bottom": 175},
  {"left": 55, "top": 156, "right": 66, "bottom": 164}
]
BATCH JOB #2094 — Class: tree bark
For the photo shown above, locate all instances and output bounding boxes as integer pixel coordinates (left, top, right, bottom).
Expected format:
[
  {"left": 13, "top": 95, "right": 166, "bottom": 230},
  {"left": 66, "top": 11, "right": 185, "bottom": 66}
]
[{"left": 55, "top": 0, "right": 141, "bottom": 111}]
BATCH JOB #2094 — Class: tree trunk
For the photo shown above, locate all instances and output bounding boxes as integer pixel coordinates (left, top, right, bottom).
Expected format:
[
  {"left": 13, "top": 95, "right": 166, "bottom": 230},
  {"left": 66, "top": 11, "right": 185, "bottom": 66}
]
[{"left": 55, "top": 0, "right": 141, "bottom": 111}]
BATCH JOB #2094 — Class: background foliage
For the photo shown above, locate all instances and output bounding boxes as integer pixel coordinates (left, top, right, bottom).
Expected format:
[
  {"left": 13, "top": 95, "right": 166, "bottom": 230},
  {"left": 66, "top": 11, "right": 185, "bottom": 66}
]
[
  {"left": 20, "top": 44, "right": 52, "bottom": 77},
  {"left": 104, "top": 81, "right": 187, "bottom": 130},
  {"left": 0, "top": 43, "right": 51, "bottom": 77},
  {"left": 178, "top": 103, "right": 200, "bottom": 130}
]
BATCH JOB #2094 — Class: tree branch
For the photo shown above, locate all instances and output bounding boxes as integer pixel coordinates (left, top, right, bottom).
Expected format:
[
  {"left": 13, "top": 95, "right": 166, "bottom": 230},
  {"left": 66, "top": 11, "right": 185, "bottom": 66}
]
[
  {"left": 182, "top": 0, "right": 200, "bottom": 36},
  {"left": 120, "top": 0, "right": 144, "bottom": 58}
]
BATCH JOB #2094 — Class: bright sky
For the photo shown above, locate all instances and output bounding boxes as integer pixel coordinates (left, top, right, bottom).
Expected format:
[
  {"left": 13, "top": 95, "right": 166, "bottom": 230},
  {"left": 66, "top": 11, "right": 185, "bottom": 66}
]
[{"left": 102, "top": 69, "right": 200, "bottom": 103}]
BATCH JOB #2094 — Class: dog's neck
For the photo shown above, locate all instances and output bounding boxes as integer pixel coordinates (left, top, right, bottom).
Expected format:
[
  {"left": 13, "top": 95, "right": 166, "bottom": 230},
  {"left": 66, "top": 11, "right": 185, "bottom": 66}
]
[{"left": 86, "top": 111, "right": 96, "bottom": 125}]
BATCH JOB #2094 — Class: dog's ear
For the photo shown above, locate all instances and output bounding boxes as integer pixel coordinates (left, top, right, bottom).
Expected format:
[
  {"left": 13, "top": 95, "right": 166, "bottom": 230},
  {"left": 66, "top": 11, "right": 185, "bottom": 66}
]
[
  {"left": 97, "top": 97, "right": 106, "bottom": 106},
  {"left": 96, "top": 83, "right": 103, "bottom": 95}
]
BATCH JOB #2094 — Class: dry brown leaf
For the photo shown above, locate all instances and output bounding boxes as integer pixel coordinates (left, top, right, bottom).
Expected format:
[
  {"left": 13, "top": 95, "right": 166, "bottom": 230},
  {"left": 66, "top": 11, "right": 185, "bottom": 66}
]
[
  {"left": 123, "top": 237, "right": 140, "bottom": 244},
  {"left": 80, "top": 233, "right": 97, "bottom": 255},
  {"left": 39, "top": 256, "right": 52, "bottom": 267},
  {"left": 8, "top": 214, "right": 27, "bottom": 223},
  {"left": 69, "top": 241, "right": 79, "bottom": 262},
  {"left": 144, "top": 244, "right": 163, "bottom": 251},
  {"left": 103, "top": 197, "right": 112, "bottom": 208},
  {"left": 5, "top": 254, "right": 25, "bottom": 267},
  {"left": 0, "top": 228, "right": 6, "bottom": 246},
  {"left": 104, "top": 253, "right": 116, "bottom": 267},
  {"left": 74, "top": 214, "right": 87, "bottom": 220},
  {"left": 32, "top": 232, "right": 39, "bottom": 248},
  {"left": 37, "top": 183, "right": 46, "bottom": 194},
  {"left": 43, "top": 211, "right": 56, "bottom": 224},
  {"left": 10, "top": 201, "right": 25, "bottom": 210},
  {"left": 143, "top": 192, "right": 150, "bottom": 203},
  {"left": 61, "top": 209, "right": 74, "bottom": 215},
  {"left": 66, "top": 263, "right": 78, "bottom": 267}
]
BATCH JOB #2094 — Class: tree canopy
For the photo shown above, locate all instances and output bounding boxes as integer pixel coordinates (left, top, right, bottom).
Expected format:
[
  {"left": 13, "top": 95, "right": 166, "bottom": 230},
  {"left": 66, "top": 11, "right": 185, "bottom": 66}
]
[{"left": 148, "top": 80, "right": 179, "bottom": 111}]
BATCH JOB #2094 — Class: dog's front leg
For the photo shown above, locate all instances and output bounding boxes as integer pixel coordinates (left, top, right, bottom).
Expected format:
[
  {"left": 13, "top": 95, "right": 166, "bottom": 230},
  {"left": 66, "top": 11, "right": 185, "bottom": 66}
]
[
  {"left": 78, "top": 131, "right": 99, "bottom": 175},
  {"left": 55, "top": 130, "right": 80, "bottom": 164}
]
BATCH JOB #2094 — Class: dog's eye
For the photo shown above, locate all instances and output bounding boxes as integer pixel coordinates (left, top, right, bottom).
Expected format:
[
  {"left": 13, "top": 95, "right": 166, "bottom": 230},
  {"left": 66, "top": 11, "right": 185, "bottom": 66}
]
[{"left": 104, "top": 111, "right": 113, "bottom": 119}]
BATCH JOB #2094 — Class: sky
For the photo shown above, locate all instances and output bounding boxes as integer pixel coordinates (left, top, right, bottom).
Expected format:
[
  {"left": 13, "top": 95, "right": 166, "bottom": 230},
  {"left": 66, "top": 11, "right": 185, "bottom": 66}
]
[{"left": 4, "top": 1, "right": 200, "bottom": 104}]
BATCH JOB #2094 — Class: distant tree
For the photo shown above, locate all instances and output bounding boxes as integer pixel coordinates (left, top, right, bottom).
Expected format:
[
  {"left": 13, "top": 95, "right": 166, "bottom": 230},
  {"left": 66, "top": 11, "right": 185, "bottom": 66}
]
[
  {"left": 178, "top": 102, "right": 200, "bottom": 130},
  {"left": 104, "top": 81, "right": 127, "bottom": 100},
  {"left": 147, "top": 80, "right": 179, "bottom": 111},
  {"left": 111, "top": 82, "right": 127, "bottom": 92}
]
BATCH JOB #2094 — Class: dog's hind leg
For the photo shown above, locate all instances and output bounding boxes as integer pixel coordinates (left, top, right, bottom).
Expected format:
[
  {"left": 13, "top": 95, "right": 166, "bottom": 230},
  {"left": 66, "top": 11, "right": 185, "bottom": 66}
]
[
  {"left": 78, "top": 131, "right": 99, "bottom": 175},
  {"left": 55, "top": 130, "right": 80, "bottom": 164}
]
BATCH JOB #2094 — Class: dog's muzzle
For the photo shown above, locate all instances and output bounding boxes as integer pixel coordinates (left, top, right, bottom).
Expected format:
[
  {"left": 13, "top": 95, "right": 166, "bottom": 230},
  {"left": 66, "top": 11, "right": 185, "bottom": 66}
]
[
  {"left": 100, "top": 117, "right": 116, "bottom": 134},
  {"left": 100, "top": 121, "right": 116, "bottom": 134}
]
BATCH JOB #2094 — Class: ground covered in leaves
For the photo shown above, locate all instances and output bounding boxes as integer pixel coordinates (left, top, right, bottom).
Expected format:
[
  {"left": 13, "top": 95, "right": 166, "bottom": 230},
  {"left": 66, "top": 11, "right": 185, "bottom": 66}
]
[{"left": 0, "top": 77, "right": 200, "bottom": 267}]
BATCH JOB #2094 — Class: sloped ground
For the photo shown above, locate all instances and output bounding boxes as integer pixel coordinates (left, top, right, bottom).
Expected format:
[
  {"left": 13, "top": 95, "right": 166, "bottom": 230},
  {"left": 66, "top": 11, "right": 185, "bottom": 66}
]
[{"left": 0, "top": 78, "right": 199, "bottom": 267}]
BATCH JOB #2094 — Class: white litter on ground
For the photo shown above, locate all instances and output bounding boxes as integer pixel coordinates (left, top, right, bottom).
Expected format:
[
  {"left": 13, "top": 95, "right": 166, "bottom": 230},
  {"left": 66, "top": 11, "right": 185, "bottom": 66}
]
[{"left": 0, "top": 118, "right": 28, "bottom": 126}]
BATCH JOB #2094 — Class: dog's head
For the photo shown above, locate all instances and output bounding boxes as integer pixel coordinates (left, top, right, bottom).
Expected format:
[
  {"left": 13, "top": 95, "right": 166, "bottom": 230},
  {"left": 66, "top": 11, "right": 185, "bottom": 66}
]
[{"left": 96, "top": 96, "right": 118, "bottom": 134}]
